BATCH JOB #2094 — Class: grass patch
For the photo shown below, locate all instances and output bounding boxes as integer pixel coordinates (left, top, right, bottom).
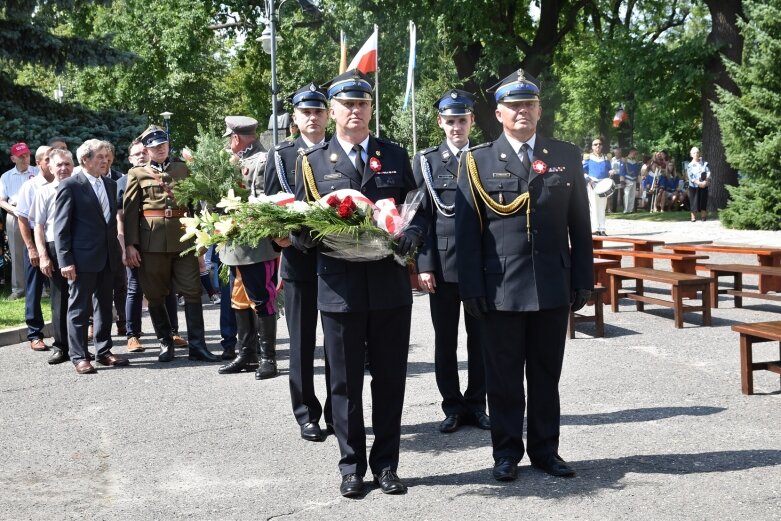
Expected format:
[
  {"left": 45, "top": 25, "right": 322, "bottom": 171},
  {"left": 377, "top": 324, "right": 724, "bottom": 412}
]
[
  {"left": 0, "top": 285, "right": 51, "bottom": 329},
  {"left": 607, "top": 210, "right": 714, "bottom": 222}
]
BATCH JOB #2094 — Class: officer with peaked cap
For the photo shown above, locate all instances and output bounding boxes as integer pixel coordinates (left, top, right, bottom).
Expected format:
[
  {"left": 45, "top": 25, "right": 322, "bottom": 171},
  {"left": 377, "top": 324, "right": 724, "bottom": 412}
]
[
  {"left": 413, "top": 89, "right": 490, "bottom": 435},
  {"left": 123, "top": 125, "right": 220, "bottom": 363},
  {"left": 454, "top": 69, "right": 593, "bottom": 481},
  {"left": 217, "top": 115, "right": 282, "bottom": 381},
  {"left": 264, "top": 83, "right": 332, "bottom": 443},
  {"left": 293, "top": 69, "right": 426, "bottom": 497}
]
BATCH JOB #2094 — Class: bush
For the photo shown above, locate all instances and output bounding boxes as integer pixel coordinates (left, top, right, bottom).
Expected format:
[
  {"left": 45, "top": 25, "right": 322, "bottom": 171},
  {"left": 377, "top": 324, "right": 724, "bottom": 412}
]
[{"left": 719, "top": 177, "right": 781, "bottom": 230}]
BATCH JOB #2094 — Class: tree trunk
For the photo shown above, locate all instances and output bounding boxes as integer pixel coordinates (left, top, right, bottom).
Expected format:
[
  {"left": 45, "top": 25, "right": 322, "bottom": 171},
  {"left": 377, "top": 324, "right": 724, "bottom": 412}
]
[{"left": 702, "top": 0, "right": 743, "bottom": 211}]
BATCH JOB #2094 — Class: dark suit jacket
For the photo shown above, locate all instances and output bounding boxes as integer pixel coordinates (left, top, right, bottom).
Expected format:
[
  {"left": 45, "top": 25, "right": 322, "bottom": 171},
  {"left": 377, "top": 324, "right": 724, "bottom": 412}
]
[
  {"left": 455, "top": 133, "right": 593, "bottom": 312},
  {"left": 294, "top": 135, "right": 426, "bottom": 312},
  {"left": 54, "top": 171, "right": 122, "bottom": 273},
  {"left": 413, "top": 141, "right": 461, "bottom": 283}
]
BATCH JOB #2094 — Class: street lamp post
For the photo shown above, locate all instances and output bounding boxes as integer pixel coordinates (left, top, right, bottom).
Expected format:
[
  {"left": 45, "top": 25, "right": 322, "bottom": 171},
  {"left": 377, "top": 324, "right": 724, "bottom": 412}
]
[
  {"left": 54, "top": 83, "right": 64, "bottom": 103},
  {"left": 160, "top": 111, "right": 174, "bottom": 142}
]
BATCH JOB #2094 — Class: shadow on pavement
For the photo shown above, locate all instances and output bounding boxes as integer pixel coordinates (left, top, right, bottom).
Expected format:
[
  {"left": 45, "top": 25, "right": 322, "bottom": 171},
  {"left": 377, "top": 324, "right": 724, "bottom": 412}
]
[{"left": 561, "top": 405, "right": 726, "bottom": 426}]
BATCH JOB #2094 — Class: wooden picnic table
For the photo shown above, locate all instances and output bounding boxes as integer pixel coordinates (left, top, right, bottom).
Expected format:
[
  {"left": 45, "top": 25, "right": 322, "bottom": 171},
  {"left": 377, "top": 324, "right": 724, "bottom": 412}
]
[
  {"left": 664, "top": 244, "right": 781, "bottom": 293},
  {"left": 592, "top": 236, "right": 666, "bottom": 268},
  {"left": 593, "top": 258, "right": 620, "bottom": 304},
  {"left": 730, "top": 321, "right": 781, "bottom": 395}
]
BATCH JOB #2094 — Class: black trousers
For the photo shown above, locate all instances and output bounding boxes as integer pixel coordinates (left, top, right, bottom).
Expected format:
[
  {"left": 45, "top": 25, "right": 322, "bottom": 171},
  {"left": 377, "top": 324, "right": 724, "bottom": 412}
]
[
  {"left": 67, "top": 261, "right": 115, "bottom": 363},
  {"left": 284, "top": 278, "right": 332, "bottom": 426},
  {"left": 46, "top": 242, "right": 69, "bottom": 351},
  {"left": 430, "top": 281, "right": 486, "bottom": 416},
  {"left": 321, "top": 306, "right": 411, "bottom": 477},
  {"left": 481, "top": 306, "right": 569, "bottom": 463}
]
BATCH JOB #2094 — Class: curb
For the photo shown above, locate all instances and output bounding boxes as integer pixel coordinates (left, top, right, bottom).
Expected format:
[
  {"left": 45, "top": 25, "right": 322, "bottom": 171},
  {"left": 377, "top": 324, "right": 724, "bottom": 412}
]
[{"left": 0, "top": 322, "right": 54, "bottom": 348}]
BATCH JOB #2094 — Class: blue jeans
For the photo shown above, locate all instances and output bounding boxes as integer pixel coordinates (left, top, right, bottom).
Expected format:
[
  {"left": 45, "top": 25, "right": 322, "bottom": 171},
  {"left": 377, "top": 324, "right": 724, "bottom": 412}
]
[{"left": 24, "top": 240, "right": 45, "bottom": 341}]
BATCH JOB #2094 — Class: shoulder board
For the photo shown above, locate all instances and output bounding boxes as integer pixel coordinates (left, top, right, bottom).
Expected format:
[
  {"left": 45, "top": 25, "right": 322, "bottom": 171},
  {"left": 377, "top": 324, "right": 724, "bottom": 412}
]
[
  {"left": 420, "top": 146, "right": 438, "bottom": 156},
  {"left": 301, "top": 142, "right": 328, "bottom": 155},
  {"left": 375, "top": 136, "right": 405, "bottom": 150},
  {"left": 274, "top": 141, "right": 295, "bottom": 151},
  {"left": 466, "top": 142, "right": 491, "bottom": 152}
]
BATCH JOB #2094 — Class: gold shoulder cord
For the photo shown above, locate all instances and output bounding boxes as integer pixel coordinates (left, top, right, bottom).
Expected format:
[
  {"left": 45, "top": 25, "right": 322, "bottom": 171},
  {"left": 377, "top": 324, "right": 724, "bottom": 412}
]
[
  {"left": 466, "top": 151, "right": 532, "bottom": 239},
  {"left": 302, "top": 155, "right": 321, "bottom": 202}
]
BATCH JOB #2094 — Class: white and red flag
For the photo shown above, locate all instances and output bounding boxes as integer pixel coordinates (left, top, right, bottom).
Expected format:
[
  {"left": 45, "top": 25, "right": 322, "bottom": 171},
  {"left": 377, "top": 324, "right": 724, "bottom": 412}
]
[{"left": 348, "top": 27, "right": 378, "bottom": 74}]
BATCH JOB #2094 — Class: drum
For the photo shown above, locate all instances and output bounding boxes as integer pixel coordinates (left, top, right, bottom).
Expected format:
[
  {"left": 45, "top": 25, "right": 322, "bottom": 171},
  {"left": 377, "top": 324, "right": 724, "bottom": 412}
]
[{"left": 594, "top": 178, "right": 616, "bottom": 198}]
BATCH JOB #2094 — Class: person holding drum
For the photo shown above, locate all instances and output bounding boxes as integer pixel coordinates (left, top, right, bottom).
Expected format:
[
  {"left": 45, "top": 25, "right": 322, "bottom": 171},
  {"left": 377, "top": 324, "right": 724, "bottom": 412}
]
[
  {"left": 582, "top": 138, "right": 613, "bottom": 236},
  {"left": 686, "top": 146, "right": 710, "bottom": 222}
]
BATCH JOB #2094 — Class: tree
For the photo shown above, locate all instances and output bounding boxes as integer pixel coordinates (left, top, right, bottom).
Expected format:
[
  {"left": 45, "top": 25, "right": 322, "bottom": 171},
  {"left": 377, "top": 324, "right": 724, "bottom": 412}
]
[
  {"left": 714, "top": 0, "right": 781, "bottom": 229},
  {"left": 0, "top": 0, "right": 145, "bottom": 166}
]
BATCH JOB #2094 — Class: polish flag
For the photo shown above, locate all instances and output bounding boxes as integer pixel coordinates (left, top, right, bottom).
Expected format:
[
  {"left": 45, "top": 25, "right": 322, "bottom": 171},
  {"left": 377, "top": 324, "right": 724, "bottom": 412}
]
[{"left": 348, "top": 28, "right": 378, "bottom": 74}]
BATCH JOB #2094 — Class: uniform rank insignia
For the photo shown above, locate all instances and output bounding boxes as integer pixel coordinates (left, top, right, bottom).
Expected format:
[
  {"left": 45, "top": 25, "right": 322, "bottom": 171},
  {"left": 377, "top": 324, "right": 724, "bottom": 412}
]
[{"left": 547, "top": 166, "right": 567, "bottom": 173}]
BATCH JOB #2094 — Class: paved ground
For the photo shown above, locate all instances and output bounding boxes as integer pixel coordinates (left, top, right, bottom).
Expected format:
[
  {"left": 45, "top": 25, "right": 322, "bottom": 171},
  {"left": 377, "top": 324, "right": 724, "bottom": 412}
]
[{"left": 1, "top": 217, "right": 779, "bottom": 520}]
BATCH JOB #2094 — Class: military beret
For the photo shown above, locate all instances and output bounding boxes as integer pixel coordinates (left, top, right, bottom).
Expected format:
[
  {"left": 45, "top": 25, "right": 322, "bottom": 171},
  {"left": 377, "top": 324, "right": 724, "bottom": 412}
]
[
  {"left": 140, "top": 125, "right": 168, "bottom": 148},
  {"left": 487, "top": 69, "right": 540, "bottom": 104},
  {"left": 222, "top": 116, "right": 259, "bottom": 137},
  {"left": 434, "top": 89, "right": 475, "bottom": 116},
  {"left": 289, "top": 83, "right": 328, "bottom": 109},
  {"left": 321, "top": 69, "right": 373, "bottom": 101}
]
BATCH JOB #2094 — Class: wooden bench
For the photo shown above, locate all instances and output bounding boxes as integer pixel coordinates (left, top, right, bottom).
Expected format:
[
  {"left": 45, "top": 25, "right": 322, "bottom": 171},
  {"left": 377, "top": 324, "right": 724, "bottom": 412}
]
[
  {"left": 569, "top": 286, "right": 607, "bottom": 339},
  {"left": 730, "top": 321, "right": 781, "bottom": 395},
  {"left": 664, "top": 244, "right": 781, "bottom": 293},
  {"left": 592, "top": 236, "right": 665, "bottom": 268},
  {"left": 696, "top": 264, "right": 781, "bottom": 308},
  {"left": 593, "top": 258, "right": 620, "bottom": 304},
  {"left": 607, "top": 267, "right": 712, "bottom": 328}
]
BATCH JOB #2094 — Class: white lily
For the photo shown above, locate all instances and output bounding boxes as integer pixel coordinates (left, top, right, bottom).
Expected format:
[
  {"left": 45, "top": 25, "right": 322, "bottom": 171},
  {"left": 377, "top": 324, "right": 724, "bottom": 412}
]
[
  {"left": 214, "top": 217, "right": 236, "bottom": 236},
  {"left": 216, "top": 189, "right": 243, "bottom": 212}
]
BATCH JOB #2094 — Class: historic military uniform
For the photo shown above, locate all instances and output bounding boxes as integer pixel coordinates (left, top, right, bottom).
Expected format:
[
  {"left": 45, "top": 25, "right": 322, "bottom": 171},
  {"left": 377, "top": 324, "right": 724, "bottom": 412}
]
[
  {"left": 123, "top": 125, "right": 219, "bottom": 363},
  {"left": 455, "top": 70, "right": 593, "bottom": 479},
  {"left": 218, "top": 116, "right": 281, "bottom": 379},
  {"left": 294, "top": 70, "right": 425, "bottom": 495},
  {"left": 264, "top": 84, "right": 332, "bottom": 441},
  {"left": 413, "top": 90, "right": 488, "bottom": 433}
]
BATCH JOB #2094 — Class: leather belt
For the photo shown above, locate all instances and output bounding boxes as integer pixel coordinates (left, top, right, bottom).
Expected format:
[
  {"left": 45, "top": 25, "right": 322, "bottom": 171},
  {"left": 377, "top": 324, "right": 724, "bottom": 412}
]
[{"left": 143, "top": 209, "right": 188, "bottom": 218}]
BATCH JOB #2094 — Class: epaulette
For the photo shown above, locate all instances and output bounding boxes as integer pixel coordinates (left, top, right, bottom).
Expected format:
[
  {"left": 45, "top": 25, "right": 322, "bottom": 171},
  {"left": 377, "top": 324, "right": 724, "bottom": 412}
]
[
  {"left": 274, "top": 141, "right": 295, "bottom": 151},
  {"left": 466, "top": 142, "right": 491, "bottom": 152},
  {"left": 420, "top": 145, "right": 438, "bottom": 156},
  {"left": 376, "top": 136, "right": 405, "bottom": 150},
  {"left": 301, "top": 142, "right": 328, "bottom": 155}
]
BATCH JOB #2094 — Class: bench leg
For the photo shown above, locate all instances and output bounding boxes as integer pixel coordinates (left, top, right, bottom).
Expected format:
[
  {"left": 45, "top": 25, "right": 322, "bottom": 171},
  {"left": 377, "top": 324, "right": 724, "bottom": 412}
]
[
  {"left": 710, "top": 276, "right": 718, "bottom": 308},
  {"left": 594, "top": 291, "right": 604, "bottom": 338},
  {"left": 568, "top": 311, "right": 575, "bottom": 339},
  {"left": 701, "top": 284, "right": 711, "bottom": 326},
  {"left": 672, "top": 285, "right": 683, "bottom": 328},
  {"left": 740, "top": 335, "right": 754, "bottom": 395},
  {"left": 734, "top": 273, "right": 743, "bottom": 308},
  {"left": 636, "top": 279, "right": 644, "bottom": 312},
  {"left": 610, "top": 274, "right": 620, "bottom": 313}
]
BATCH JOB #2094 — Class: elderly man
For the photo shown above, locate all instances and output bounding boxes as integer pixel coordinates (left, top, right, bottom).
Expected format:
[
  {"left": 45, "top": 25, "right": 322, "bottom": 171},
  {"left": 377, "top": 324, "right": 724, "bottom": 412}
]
[
  {"left": 1, "top": 142, "right": 39, "bottom": 299},
  {"left": 455, "top": 69, "right": 593, "bottom": 481},
  {"left": 54, "top": 140, "right": 128, "bottom": 374},
  {"left": 34, "top": 149, "right": 74, "bottom": 365},
  {"left": 16, "top": 145, "right": 55, "bottom": 350},
  {"left": 295, "top": 69, "right": 425, "bottom": 497},
  {"left": 123, "top": 126, "right": 218, "bottom": 363},
  {"left": 217, "top": 116, "right": 280, "bottom": 380}
]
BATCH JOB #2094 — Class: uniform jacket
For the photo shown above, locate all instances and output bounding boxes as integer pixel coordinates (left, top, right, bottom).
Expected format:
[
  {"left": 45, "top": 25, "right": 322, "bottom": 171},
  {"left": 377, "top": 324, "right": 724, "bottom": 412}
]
[
  {"left": 413, "top": 141, "right": 460, "bottom": 283},
  {"left": 455, "top": 133, "right": 593, "bottom": 312},
  {"left": 294, "top": 134, "right": 426, "bottom": 312},
  {"left": 123, "top": 159, "right": 192, "bottom": 253},
  {"left": 54, "top": 171, "right": 122, "bottom": 273},
  {"left": 265, "top": 136, "right": 318, "bottom": 281}
]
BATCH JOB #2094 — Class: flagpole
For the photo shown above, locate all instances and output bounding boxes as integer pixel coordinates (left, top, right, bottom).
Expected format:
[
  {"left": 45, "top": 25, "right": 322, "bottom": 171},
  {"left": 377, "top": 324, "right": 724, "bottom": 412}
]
[
  {"left": 374, "top": 24, "right": 380, "bottom": 137},
  {"left": 339, "top": 30, "right": 347, "bottom": 74},
  {"left": 410, "top": 21, "right": 417, "bottom": 156}
]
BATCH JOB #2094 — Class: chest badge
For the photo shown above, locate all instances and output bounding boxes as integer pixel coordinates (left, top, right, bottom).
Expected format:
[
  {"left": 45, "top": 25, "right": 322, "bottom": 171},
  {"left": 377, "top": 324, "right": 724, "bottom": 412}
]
[
  {"left": 532, "top": 159, "right": 548, "bottom": 175},
  {"left": 369, "top": 157, "right": 382, "bottom": 172},
  {"left": 329, "top": 153, "right": 338, "bottom": 163}
]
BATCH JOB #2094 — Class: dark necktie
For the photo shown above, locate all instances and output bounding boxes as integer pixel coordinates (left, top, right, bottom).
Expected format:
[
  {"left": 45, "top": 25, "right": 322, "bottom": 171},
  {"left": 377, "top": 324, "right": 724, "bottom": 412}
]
[
  {"left": 520, "top": 143, "right": 531, "bottom": 174},
  {"left": 353, "top": 144, "right": 365, "bottom": 175}
]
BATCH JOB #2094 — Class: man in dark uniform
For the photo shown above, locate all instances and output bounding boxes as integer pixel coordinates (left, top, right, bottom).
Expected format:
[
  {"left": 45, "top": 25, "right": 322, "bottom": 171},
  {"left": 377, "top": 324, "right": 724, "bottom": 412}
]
[
  {"left": 217, "top": 116, "right": 280, "bottom": 380},
  {"left": 414, "top": 90, "right": 489, "bottom": 434},
  {"left": 455, "top": 70, "right": 593, "bottom": 481},
  {"left": 264, "top": 83, "right": 332, "bottom": 442},
  {"left": 123, "top": 126, "right": 219, "bottom": 363},
  {"left": 294, "top": 69, "right": 425, "bottom": 497}
]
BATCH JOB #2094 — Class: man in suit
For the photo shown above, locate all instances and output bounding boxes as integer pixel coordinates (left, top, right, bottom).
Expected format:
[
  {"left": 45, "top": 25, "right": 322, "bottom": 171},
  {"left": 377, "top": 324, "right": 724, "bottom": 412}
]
[
  {"left": 264, "top": 83, "right": 332, "bottom": 442},
  {"left": 455, "top": 69, "right": 593, "bottom": 481},
  {"left": 217, "top": 116, "right": 280, "bottom": 379},
  {"left": 123, "top": 126, "right": 219, "bottom": 364},
  {"left": 414, "top": 90, "right": 489, "bottom": 435},
  {"left": 54, "top": 139, "right": 129, "bottom": 374},
  {"left": 294, "top": 69, "right": 425, "bottom": 497}
]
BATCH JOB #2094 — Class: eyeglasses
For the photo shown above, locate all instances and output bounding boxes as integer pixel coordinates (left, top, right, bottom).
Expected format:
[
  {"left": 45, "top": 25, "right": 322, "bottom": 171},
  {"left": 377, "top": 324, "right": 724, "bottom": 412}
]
[{"left": 592, "top": 143, "right": 602, "bottom": 146}]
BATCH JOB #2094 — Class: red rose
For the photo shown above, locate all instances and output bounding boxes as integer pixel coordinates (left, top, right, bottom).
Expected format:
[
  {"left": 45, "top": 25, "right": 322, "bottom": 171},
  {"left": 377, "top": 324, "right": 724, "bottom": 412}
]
[
  {"left": 326, "top": 194, "right": 339, "bottom": 207},
  {"left": 336, "top": 204, "right": 352, "bottom": 218},
  {"left": 342, "top": 195, "right": 354, "bottom": 209}
]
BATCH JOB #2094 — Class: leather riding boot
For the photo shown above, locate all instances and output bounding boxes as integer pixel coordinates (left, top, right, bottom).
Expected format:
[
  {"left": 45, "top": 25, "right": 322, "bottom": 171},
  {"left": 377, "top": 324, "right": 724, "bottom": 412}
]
[
  {"left": 218, "top": 309, "right": 259, "bottom": 374},
  {"left": 184, "top": 302, "right": 219, "bottom": 362},
  {"left": 221, "top": 345, "right": 236, "bottom": 360},
  {"left": 148, "top": 304, "right": 175, "bottom": 362},
  {"left": 255, "top": 314, "right": 278, "bottom": 379}
]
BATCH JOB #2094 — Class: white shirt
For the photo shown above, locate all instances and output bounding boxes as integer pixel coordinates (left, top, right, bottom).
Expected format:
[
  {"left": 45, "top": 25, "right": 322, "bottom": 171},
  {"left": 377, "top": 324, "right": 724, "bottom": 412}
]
[
  {"left": 336, "top": 135, "right": 370, "bottom": 167},
  {"left": 446, "top": 141, "right": 470, "bottom": 158},
  {"left": 301, "top": 136, "right": 324, "bottom": 148},
  {"left": 33, "top": 181, "right": 60, "bottom": 243},
  {"left": 504, "top": 133, "right": 537, "bottom": 164},
  {"left": 15, "top": 173, "right": 53, "bottom": 227},
  {"left": 0, "top": 166, "right": 40, "bottom": 204}
]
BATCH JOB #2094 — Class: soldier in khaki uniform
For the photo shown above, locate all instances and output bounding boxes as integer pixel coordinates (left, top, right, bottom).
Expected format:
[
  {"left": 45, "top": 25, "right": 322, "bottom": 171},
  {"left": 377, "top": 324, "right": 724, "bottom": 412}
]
[{"left": 123, "top": 126, "right": 219, "bottom": 363}]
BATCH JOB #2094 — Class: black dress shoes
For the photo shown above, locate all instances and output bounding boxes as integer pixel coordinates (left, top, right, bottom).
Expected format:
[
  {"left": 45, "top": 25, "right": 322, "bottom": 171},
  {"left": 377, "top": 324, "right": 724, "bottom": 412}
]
[
  {"left": 300, "top": 422, "right": 324, "bottom": 442},
  {"left": 373, "top": 470, "right": 407, "bottom": 494},
  {"left": 340, "top": 474, "right": 364, "bottom": 498},
  {"left": 492, "top": 457, "right": 518, "bottom": 482},
  {"left": 48, "top": 348, "right": 69, "bottom": 365},
  {"left": 531, "top": 454, "right": 576, "bottom": 478},
  {"left": 473, "top": 411, "right": 491, "bottom": 430},
  {"left": 438, "top": 414, "right": 461, "bottom": 433}
]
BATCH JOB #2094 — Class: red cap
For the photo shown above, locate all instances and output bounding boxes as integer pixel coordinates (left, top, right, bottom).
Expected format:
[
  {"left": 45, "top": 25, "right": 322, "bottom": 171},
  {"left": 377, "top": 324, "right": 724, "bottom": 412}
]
[{"left": 10, "top": 143, "right": 30, "bottom": 156}]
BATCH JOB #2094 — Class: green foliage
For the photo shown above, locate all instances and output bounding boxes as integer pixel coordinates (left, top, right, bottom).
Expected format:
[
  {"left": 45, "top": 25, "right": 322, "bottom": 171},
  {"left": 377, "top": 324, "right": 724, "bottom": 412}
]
[
  {"left": 714, "top": 0, "right": 781, "bottom": 229},
  {"left": 172, "top": 127, "right": 246, "bottom": 207}
]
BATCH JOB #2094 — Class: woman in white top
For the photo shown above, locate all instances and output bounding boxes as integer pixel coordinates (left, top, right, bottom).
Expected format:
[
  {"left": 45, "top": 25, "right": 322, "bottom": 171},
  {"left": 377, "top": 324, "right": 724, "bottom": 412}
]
[{"left": 686, "top": 147, "right": 710, "bottom": 222}]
